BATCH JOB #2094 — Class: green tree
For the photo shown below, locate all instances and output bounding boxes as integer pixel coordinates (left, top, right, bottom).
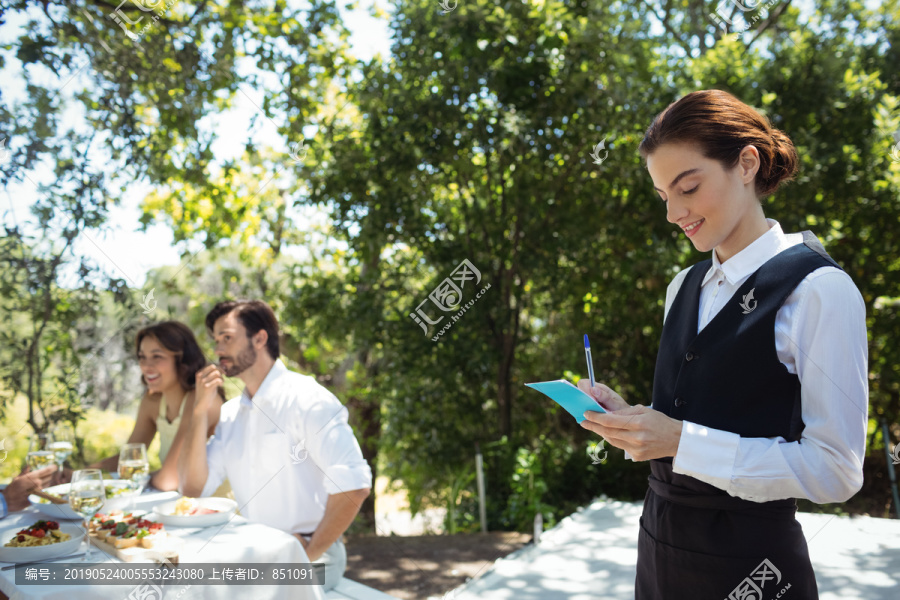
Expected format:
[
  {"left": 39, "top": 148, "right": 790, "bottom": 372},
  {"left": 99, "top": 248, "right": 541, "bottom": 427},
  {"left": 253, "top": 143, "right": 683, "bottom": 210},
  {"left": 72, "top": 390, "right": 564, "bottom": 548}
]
[
  {"left": 307, "top": 0, "right": 900, "bottom": 523},
  {"left": 4, "top": 0, "right": 899, "bottom": 528}
]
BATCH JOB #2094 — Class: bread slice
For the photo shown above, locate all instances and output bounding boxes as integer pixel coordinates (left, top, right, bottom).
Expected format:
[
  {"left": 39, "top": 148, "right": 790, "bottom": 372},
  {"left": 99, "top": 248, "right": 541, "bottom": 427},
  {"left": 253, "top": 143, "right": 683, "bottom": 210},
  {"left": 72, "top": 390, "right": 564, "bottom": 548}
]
[
  {"left": 112, "top": 534, "right": 140, "bottom": 549},
  {"left": 140, "top": 531, "right": 166, "bottom": 548}
]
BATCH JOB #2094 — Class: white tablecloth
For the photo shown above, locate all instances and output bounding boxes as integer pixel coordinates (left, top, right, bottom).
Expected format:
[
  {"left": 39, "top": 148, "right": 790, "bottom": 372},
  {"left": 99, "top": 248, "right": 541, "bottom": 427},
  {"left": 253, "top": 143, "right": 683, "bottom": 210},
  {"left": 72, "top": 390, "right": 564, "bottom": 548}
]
[{"left": 0, "top": 490, "right": 325, "bottom": 600}]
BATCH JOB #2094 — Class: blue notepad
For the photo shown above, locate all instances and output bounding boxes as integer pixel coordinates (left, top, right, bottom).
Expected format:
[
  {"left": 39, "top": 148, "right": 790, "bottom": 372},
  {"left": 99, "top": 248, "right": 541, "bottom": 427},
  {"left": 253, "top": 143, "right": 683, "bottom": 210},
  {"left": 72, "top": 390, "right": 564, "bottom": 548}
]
[{"left": 525, "top": 380, "right": 607, "bottom": 423}]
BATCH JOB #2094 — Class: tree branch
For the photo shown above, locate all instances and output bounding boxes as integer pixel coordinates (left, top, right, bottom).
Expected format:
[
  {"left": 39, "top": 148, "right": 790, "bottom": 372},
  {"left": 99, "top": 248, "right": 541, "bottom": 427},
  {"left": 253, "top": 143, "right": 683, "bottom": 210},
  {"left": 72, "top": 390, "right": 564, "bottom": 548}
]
[
  {"left": 86, "top": 0, "right": 187, "bottom": 29},
  {"left": 188, "top": 0, "right": 209, "bottom": 24},
  {"left": 747, "top": 0, "right": 795, "bottom": 51},
  {"left": 638, "top": 0, "right": 692, "bottom": 56}
]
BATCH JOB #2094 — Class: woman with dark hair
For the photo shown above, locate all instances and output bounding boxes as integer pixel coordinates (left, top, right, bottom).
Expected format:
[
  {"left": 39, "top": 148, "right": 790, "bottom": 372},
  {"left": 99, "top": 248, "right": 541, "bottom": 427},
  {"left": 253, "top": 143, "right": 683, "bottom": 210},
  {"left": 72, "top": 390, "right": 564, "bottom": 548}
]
[
  {"left": 578, "top": 89, "right": 867, "bottom": 598},
  {"left": 90, "top": 321, "right": 226, "bottom": 492}
]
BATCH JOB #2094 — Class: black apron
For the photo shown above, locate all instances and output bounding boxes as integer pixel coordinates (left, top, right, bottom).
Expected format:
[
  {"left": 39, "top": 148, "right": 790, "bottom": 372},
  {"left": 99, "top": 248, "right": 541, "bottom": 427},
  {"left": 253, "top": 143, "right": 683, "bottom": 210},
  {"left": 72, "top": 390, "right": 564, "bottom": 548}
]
[{"left": 636, "top": 232, "right": 841, "bottom": 600}]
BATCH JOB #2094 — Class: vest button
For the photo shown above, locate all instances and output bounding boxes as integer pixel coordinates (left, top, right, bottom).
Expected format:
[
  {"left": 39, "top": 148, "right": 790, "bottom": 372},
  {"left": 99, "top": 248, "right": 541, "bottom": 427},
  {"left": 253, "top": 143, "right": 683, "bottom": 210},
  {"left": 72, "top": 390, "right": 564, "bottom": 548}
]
[
  {"left": 674, "top": 397, "right": 686, "bottom": 407},
  {"left": 685, "top": 351, "right": 695, "bottom": 361}
]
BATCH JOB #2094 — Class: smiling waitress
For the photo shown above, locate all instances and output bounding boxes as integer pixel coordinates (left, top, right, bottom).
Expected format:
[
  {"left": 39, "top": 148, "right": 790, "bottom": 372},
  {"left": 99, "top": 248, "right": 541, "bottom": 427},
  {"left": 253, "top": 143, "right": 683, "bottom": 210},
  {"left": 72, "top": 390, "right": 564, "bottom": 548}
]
[{"left": 578, "top": 89, "right": 868, "bottom": 599}]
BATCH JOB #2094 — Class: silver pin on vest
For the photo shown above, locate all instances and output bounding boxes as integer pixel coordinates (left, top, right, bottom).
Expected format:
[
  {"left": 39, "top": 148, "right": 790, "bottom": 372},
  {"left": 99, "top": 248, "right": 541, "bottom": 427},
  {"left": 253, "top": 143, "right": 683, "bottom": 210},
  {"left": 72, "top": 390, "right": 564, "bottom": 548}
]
[{"left": 739, "top": 288, "right": 758, "bottom": 314}]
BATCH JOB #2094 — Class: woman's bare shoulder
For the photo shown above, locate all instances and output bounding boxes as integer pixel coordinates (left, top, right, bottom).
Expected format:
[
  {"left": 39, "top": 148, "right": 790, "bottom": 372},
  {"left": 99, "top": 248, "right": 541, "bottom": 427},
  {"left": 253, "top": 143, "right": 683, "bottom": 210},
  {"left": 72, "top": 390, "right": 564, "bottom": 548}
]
[{"left": 138, "top": 390, "right": 163, "bottom": 411}]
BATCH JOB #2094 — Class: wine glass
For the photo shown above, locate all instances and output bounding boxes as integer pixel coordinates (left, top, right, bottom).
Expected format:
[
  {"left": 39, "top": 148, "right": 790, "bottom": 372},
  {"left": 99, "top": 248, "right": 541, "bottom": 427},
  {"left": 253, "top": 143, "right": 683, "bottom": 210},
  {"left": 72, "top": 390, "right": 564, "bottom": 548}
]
[
  {"left": 69, "top": 469, "right": 106, "bottom": 561},
  {"left": 26, "top": 433, "right": 56, "bottom": 471},
  {"left": 118, "top": 443, "right": 150, "bottom": 506},
  {"left": 49, "top": 423, "right": 75, "bottom": 472}
]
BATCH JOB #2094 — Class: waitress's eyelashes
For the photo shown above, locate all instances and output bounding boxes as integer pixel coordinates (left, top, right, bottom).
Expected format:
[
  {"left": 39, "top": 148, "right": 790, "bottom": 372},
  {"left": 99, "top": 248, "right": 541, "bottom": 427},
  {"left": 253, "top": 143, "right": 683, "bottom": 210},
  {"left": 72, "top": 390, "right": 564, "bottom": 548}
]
[{"left": 658, "top": 185, "right": 699, "bottom": 202}]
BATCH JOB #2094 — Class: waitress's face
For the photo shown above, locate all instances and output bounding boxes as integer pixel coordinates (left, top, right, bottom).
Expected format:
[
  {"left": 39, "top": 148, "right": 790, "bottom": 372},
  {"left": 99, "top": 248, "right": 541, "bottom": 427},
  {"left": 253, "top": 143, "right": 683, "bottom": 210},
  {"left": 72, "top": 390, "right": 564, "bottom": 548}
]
[{"left": 646, "top": 142, "right": 761, "bottom": 259}]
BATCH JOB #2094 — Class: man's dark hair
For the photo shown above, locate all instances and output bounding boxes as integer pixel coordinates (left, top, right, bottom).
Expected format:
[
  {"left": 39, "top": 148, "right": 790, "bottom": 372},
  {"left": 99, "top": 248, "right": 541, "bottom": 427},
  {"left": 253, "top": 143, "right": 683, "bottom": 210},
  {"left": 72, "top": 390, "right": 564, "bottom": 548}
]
[{"left": 205, "top": 300, "right": 280, "bottom": 360}]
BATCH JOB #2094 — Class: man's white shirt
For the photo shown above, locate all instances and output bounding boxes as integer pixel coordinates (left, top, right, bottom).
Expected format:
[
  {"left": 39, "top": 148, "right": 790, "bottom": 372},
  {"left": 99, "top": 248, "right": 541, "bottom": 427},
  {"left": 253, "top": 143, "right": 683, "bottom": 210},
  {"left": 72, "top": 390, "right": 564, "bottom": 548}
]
[
  {"left": 657, "top": 219, "right": 868, "bottom": 504},
  {"left": 201, "top": 359, "right": 372, "bottom": 534}
]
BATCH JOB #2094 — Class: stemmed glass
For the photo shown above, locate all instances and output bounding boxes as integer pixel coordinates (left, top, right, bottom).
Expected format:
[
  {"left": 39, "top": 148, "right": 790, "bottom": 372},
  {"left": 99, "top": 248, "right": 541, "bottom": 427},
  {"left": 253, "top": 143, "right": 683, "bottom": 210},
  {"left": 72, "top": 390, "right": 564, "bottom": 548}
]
[
  {"left": 49, "top": 423, "right": 75, "bottom": 472},
  {"left": 118, "top": 443, "right": 150, "bottom": 507},
  {"left": 26, "top": 433, "right": 56, "bottom": 471},
  {"left": 69, "top": 469, "right": 106, "bottom": 562}
]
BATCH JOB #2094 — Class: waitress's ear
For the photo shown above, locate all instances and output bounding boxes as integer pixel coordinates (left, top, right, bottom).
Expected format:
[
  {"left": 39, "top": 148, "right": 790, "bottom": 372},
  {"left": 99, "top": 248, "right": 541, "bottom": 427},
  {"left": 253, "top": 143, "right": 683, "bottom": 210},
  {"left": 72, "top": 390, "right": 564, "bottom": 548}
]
[{"left": 737, "top": 145, "right": 761, "bottom": 182}]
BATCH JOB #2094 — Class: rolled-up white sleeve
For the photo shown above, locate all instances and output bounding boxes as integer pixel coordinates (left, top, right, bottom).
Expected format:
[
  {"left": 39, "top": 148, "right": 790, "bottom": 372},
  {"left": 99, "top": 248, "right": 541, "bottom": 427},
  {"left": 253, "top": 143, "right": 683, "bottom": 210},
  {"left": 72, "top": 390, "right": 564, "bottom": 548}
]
[
  {"left": 673, "top": 268, "right": 868, "bottom": 503},
  {"left": 305, "top": 394, "right": 372, "bottom": 495}
]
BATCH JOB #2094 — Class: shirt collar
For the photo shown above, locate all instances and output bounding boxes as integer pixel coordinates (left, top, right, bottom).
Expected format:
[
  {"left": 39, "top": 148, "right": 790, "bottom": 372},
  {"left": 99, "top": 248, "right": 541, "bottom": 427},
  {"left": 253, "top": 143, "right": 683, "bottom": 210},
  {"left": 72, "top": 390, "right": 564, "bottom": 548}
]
[
  {"left": 701, "top": 219, "right": 790, "bottom": 286},
  {"left": 239, "top": 359, "right": 288, "bottom": 408}
]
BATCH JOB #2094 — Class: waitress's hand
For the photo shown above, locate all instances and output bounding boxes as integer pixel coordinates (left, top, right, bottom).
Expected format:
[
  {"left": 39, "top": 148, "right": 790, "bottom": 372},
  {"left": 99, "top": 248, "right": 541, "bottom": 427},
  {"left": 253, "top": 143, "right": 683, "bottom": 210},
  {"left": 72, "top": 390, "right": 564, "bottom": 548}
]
[
  {"left": 576, "top": 380, "right": 631, "bottom": 412},
  {"left": 580, "top": 403, "right": 682, "bottom": 461}
]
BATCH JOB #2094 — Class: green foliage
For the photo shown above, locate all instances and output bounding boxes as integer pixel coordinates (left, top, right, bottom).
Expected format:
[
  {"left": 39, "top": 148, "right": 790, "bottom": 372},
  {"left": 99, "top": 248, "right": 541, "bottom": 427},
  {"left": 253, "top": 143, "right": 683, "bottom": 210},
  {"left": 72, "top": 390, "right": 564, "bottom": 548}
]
[
  {"left": 78, "top": 407, "right": 162, "bottom": 471},
  {"left": 0, "top": 225, "right": 96, "bottom": 434},
  {"left": 0, "top": 393, "right": 31, "bottom": 481},
  {"left": 2, "top": 0, "right": 899, "bottom": 530},
  {"left": 305, "top": 0, "right": 900, "bottom": 527},
  {"left": 501, "top": 443, "right": 557, "bottom": 532},
  {"left": 0, "top": 391, "right": 160, "bottom": 482},
  {"left": 465, "top": 436, "right": 650, "bottom": 533}
]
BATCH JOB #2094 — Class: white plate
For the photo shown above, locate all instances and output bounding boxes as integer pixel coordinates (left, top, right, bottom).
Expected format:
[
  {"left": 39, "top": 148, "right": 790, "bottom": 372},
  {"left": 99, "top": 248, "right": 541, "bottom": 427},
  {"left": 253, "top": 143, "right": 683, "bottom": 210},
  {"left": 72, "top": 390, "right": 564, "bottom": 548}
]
[
  {"left": 28, "top": 480, "right": 133, "bottom": 520},
  {"left": 0, "top": 522, "right": 85, "bottom": 563},
  {"left": 151, "top": 498, "right": 238, "bottom": 527}
]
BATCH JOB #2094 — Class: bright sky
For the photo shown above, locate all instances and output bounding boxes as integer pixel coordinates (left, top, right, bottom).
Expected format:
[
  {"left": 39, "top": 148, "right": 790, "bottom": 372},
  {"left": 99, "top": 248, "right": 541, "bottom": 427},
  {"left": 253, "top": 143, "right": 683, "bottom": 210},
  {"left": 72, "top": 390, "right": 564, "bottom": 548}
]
[{"left": 0, "top": 1, "right": 391, "bottom": 289}]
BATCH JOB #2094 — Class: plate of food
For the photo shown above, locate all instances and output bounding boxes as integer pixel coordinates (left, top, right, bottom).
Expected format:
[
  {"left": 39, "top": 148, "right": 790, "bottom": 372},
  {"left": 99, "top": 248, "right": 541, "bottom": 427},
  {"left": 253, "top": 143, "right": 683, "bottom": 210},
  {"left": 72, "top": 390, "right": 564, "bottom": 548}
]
[
  {"left": 0, "top": 520, "right": 85, "bottom": 563},
  {"left": 29, "top": 480, "right": 133, "bottom": 520},
  {"left": 151, "top": 497, "right": 237, "bottom": 527},
  {"left": 90, "top": 511, "right": 166, "bottom": 549},
  {"left": 88, "top": 510, "right": 181, "bottom": 564}
]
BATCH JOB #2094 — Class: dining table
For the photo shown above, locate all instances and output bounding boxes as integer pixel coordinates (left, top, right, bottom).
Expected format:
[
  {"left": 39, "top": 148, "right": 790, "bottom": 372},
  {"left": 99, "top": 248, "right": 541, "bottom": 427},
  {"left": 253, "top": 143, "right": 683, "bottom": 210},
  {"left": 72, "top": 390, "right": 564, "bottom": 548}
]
[{"left": 0, "top": 485, "right": 326, "bottom": 600}]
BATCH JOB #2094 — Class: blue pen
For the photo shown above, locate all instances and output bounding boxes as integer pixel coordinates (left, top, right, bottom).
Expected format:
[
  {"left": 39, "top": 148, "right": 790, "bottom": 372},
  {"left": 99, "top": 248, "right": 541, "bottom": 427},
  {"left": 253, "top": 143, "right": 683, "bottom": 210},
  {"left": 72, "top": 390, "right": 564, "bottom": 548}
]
[{"left": 584, "top": 334, "right": 596, "bottom": 389}]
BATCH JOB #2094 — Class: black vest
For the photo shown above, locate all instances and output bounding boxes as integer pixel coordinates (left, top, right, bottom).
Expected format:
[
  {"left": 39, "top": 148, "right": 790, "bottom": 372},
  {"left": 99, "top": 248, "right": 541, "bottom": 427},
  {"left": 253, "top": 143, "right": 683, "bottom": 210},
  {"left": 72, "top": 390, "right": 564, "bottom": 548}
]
[
  {"left": 635, "top": 232, "right": 838, "bottom": 599},
  {"left": 651, "top": 231, "right": 842, "bottom": 446}
]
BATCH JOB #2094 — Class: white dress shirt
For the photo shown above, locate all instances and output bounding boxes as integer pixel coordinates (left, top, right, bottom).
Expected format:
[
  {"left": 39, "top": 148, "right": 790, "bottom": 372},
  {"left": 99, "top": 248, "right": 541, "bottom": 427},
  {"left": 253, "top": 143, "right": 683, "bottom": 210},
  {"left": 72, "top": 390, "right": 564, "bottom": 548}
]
[
  {"left": 664, "top": 219, "right": 868, "bottom": 504},
  {"left": 201, "top": 359, "right": 373, "bottom": 534}
]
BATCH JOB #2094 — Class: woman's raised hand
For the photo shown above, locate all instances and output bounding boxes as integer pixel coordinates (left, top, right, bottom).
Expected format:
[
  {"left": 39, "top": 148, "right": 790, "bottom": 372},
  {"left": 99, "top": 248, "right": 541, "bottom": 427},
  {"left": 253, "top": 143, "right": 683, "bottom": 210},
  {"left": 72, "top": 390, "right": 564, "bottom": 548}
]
[{"left": 577, "top": 380, "right": 631, "bottom": 412}]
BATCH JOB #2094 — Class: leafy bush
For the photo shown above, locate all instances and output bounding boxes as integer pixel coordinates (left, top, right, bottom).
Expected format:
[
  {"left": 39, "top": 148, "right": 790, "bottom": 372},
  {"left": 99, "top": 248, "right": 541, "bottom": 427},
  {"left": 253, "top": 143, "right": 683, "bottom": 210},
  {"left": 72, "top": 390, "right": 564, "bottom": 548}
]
[{"left": 475, "top": 435, "right": 651, "bottom": 533}]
